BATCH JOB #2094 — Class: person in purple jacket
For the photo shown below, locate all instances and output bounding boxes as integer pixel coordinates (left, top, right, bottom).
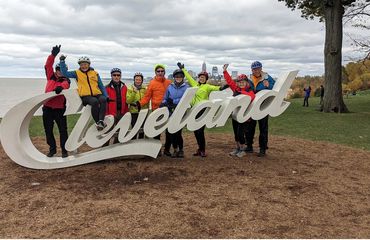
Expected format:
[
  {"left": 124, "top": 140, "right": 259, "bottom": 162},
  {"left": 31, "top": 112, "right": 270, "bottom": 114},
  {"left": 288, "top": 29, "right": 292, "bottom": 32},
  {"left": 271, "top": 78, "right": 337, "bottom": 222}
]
[{"left": 161, "top": 69, "right": 189, "bottom": 158}]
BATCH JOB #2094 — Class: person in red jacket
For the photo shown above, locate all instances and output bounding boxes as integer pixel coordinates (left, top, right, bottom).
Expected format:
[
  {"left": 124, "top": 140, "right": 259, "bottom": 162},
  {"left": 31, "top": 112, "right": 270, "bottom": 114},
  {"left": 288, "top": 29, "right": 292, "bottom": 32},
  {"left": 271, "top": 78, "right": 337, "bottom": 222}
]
[
  {"left": 43, "top": 45, "right": 70, "bottom": 158},
  {"left": 105, "top": 67, "right": 128, "bottom": 144},
  {"left": 223, "top": 64, "right": 255, "bottom": 158}
]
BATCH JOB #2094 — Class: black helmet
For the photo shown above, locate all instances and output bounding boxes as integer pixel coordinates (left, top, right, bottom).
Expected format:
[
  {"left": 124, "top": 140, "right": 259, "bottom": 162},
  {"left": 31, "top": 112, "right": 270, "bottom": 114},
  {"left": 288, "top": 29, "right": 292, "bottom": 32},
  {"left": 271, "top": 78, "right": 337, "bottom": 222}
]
[{"left": 173, "top": 69, "right": 184, "bottom": 78}]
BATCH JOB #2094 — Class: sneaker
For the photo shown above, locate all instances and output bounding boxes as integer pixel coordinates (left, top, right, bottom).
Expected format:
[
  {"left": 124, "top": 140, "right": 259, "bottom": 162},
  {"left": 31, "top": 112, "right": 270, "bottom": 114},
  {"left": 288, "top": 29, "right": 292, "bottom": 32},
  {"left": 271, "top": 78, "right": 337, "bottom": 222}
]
[
  {"left": 96, "top": 120, "right": 106, "bottom": 131},
  {"left": 62, "top": 151, "right": 69, "bottom": 158},
  {"left": 236, "top": 150, "right": 246, "bottom": 158},
  {"left": 200, "top": 151, "right": 207, "bottom": 158},
  {"left": 257, "top": 149, "right": 266, "bottom": 157},
  {"left": 245, "top": 146, "right": 254, "bottom": 153},
  {"left": 193, "top": 149, "right": 201, "bottom": 156},
  {"left": 177, "top": 150, "right": 184, "bottom": 158},
  {"left": 229, "top": 148, "right": 241, "bottom": 156},
  {"left": 163, "top": 149, "right": 172, "bottom": 157},
  {"left": 171, "top": 150, "right": 178, "bottom": 158},
  {"left": 47, "top": 150, "right": 56, "bottom": 157}
]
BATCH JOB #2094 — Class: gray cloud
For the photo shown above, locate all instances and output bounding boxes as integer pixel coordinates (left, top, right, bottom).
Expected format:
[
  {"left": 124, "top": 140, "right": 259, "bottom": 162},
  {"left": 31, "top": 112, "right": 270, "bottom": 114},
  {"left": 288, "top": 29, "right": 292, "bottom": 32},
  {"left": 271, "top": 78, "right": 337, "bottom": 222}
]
[{"left": 0, "top": 0, "right": 364, "bottom": 78}]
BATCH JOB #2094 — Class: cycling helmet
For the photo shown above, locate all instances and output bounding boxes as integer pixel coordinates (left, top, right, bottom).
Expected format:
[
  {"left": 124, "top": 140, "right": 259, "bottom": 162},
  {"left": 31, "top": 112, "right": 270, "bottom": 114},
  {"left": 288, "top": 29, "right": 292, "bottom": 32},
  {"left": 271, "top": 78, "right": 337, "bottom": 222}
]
[
  {"left": 110, "top": 68, "right": 121, "bottom": 74},
  {"left": 78, "top": 56, "right": 91, "bottom": 65},
  {"left": 134, "top": 72, "right": 144, "bottom": 80},
  {"left": 198, "top": 71, "right": 209, "bottom": 80},
  {"left": 237, "top": 74, "right": 248, "bottom": 82},
  {"left": 154, "top": 64, "right": 166, "bottom": 71},
  {"left": 251, "top": 61, "right": 262, "bottom": 69},
  {"left": 173, "top": 69, "right": 184, "bottom": 78}
]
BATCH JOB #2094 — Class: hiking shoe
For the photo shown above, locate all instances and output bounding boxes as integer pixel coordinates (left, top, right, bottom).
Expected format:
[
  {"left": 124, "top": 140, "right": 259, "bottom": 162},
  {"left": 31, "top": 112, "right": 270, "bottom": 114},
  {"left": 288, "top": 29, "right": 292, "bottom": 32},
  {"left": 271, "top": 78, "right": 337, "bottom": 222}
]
[
  {"left": 177, "top": 150, "right": 184, "bottom": 158},
  {"left": 171, "top": 150, "right": 178, "bottom": 158},
  {"left": 96, "top": 120, "right": 107, "bottom": 131},
  {"left": 200, "top": 151, "right": 207, "bottom": 158},
  {"left": 62, "top": 151, "right": 69, "bottom": 158},
  {"left": 245, "top": 146, "right": 254, "bottom": 153},
  {"left": 163, "top": 149, "right": 172, "bottom": 157},
  {"left": 229, "top": 148, "right": 241, "bottom": 156},
  {"left": 47, "top": 150, "right": 56, "bottom": 157},
  {"left": 236, "top": 150, "right": 246, "bottom": 158},
  {"left": 257, "top": 149, "right": 266, "bottom": 157},
  {"left": 193, "top": 149, "right": 201, "bottom": 156}
]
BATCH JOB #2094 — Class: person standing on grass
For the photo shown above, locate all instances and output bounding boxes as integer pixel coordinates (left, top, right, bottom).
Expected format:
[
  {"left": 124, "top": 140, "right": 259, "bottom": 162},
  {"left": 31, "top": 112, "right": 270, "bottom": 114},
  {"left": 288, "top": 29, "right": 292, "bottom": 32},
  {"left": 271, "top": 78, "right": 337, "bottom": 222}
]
[
  {"left": 177, "top": 62, "right": 227, "bottom": 158},
  {"left": 160, "top": 69, "right": 189, "bottom": 158},
  {"left": 59, "top": 55, "right": 108, "bottom": 131},
  {"left": 303, "top": 85, "right": 312, "bottom": 107},
  {"left": 223, "top": 64, "right": 255, "bottom": 158},
  {"left": 246, "top": 61, "right": 275, "bottom": 157},
  {"left": 126, "top": 72, "right": 148, "bottom": 139},
  {"left": 43, "top": 45, "right": 70, "bottom": 158},
  {"left": 136, "top": 64, "right": 171, "bottom": 157},
  {"left": 320, "top": 85, "right": 324, "bottom": 105},
  {"left": 104, "top": 68, "right": 129, "bottom": 145}
]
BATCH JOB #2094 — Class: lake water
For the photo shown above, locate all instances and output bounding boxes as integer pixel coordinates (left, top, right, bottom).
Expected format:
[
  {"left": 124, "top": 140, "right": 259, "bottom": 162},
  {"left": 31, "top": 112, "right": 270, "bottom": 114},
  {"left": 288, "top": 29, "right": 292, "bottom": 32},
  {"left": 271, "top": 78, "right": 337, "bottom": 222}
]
[{"left": 0, "top": 78, "right": 134, "bottom": 117}]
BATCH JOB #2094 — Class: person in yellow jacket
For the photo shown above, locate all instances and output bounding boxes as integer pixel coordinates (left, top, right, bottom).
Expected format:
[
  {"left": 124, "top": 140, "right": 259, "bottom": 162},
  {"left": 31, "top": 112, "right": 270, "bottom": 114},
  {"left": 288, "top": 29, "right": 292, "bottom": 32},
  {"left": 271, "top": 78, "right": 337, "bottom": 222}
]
[
  {"left": 177, "top": 62, "right": 222, "bottom": 157},
  {"left": 126, "top": 72, "right": 148, "bottom": 139},
  {"left": 59, "top": 55, "right": 108, "bottom": 131}
]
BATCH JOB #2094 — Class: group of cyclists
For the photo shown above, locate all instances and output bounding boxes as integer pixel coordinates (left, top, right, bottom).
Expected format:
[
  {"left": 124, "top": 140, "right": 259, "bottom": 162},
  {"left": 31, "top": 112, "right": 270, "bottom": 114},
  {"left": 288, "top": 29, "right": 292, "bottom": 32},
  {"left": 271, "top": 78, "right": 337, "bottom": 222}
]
[{"left": 42, "top": 45, "right": 275, "bottom": 159}]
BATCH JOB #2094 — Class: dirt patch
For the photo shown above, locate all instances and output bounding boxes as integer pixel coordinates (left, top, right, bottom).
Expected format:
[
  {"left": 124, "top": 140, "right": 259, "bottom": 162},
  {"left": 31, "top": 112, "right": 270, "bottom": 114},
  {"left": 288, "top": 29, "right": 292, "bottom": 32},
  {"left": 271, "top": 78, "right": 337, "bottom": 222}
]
[{"left": 0, "top": 133, "right": 369, "bottom": 238}]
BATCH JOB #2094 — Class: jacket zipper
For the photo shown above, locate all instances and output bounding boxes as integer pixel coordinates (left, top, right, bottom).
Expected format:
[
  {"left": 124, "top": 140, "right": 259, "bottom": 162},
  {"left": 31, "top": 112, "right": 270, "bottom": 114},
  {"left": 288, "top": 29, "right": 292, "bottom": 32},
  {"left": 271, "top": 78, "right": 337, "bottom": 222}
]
[{"left": 85, "top": 72, "right": 93, "bottom": 96}]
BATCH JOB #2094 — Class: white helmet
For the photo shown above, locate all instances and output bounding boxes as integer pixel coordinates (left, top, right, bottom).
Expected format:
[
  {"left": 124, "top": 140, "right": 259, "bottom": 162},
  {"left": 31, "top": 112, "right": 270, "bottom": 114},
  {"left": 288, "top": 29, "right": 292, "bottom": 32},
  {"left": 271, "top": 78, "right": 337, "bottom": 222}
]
[{"left": 78, "top": 56, "right": 91, "bottom": 65}]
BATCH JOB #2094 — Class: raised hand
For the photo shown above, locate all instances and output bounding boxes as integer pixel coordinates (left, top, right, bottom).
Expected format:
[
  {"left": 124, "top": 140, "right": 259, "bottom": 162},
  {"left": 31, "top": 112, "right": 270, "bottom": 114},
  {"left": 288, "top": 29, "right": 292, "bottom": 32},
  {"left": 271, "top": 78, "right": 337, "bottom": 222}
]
[
  {"left": 51, "top": 45, "right": 61, "bottom": 57},
  {"left": 223, "top": 64, "right": 229, "bottom": 71},
  {"left": 177, "top": 62, "right": 184, "bottom": 69}
]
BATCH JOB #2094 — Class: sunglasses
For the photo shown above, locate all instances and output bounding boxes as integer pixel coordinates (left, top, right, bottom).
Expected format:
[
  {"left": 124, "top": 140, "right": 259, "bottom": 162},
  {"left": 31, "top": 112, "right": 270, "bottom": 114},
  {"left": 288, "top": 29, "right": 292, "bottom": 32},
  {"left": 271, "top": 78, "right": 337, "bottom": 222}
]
[
  {"left": 112, "top": 74, "right": 121, "bottom": 77},
  {"left": 156, "top": 70, "right": 165, "bottom": 73}
]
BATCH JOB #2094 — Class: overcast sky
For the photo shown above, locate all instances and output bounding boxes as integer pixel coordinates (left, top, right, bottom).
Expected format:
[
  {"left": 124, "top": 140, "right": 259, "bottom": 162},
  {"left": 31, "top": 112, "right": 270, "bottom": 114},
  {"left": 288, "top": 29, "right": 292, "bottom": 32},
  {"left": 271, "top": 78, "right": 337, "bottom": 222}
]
[{"left": 0, "top": 0, "right": 365, "bottom": 78}]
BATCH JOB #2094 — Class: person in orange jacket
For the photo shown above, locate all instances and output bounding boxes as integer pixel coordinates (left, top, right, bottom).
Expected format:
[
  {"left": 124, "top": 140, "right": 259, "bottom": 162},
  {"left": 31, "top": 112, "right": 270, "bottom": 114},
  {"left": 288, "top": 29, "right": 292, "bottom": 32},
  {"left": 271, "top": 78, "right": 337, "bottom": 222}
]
[
  {"left": 136, "top": 64, "right": 171, "bottom": 156},
  {"left": 43, "top": 45, "right": 70, "bottom": 158}
]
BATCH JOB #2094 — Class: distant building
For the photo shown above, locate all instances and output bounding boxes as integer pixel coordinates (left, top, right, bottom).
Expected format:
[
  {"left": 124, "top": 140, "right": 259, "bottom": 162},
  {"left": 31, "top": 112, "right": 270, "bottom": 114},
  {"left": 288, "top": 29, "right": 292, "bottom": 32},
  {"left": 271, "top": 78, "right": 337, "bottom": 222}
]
[
  {"left": 202, "top": 61, "right": 207, "bottom": 72},
  {"left": 232, "top": 71, "right": 238, "bottom": 79},
  {"left": 212, "top": 66, "right": 219, "bottom": 78},
  {"left": 168, "top": 74, "right": 174, "bottom": 80},
  {"left": 188, "top": 70, "right": 197, "bottom": 78}
]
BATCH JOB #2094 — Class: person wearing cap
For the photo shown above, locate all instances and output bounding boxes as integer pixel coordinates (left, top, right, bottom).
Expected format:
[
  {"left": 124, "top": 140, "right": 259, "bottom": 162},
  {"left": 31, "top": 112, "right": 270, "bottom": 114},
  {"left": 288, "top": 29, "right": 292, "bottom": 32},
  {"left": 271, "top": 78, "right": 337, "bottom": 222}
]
[
  {"left": 160, "top": 69, "right": 189, "bottom": 158},
  {"left": 176, "top": 62, "right": 222, "bottom": 158},
  {"left": 104, "top": 68, "right": 129, "bottom": 145},
  {"left": 43, "top": 45, "right": 70, "bottom": 158},
  {"left": 59, "top": 53, "right": 108, "bottom": 131},
  {"left": 136, "top": 64, "right": 171, "bottom": 156},
  {"left": 126, "top": 72, "right": 148, "bottom": 139},
  {"left": 223, "top": 64, "right": 256, "bottom": 158},
  {"left": 246, "top": 61, "right": 275, "bottom": 157}
]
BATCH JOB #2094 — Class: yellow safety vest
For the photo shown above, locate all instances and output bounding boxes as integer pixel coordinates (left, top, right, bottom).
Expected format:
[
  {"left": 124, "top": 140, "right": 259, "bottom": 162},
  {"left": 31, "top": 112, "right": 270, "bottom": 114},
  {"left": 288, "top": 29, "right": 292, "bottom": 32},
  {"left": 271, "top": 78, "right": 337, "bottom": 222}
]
[{"left": 76, "top": 69, "right": 102, "bottom": 97}]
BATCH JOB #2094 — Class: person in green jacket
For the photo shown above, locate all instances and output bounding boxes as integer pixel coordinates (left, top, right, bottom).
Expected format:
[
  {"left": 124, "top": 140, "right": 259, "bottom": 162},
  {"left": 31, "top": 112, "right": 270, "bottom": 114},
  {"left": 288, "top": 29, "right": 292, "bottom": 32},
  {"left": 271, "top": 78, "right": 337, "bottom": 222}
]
[
  {"left": 126, "top": 72, "right": 148, "bottom": 139},
  {"left": 177, "top": 62, "right": 221, "bottom": 157}
]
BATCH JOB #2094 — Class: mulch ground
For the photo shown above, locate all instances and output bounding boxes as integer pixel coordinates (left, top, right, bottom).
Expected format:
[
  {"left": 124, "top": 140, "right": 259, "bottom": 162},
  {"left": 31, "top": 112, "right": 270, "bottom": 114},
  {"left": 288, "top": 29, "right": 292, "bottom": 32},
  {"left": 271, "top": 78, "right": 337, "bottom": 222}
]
[{"left": 0, "top": 133, "right": 369, "bottom": 238}]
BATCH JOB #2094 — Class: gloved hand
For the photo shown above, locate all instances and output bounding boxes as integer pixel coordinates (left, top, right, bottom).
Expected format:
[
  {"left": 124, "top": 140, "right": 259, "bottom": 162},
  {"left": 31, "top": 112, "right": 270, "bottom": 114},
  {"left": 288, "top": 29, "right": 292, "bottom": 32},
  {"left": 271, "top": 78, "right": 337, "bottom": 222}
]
[
  {"left": 219, "top": 84, "right": 229, "bottom": 91},
  {"left": 59, "top": 54, "right": 66, "bottom": 61},
  {"left": 223, "top": 63, "right": 229, "bottom": 71},
  {"left": 159, "top": 102, "right": 166, "bottom": 108},
  {"left": 177, "top": 62, "right": 184, "bottom": 69},
  {"left": 106, "top": 97, "right": 115, "bottom": 103},
  {"left": 135, "top": 101, "right": 141, "bottom": 111},
  {"left": 167, "top": 98, "right": 174, "bottom": 106},
  {"left": 51, "top": 45, "right": 61, "bottom": 57},
  {"left": 54, "top": 86, "right": 63, "bottom": 94}
]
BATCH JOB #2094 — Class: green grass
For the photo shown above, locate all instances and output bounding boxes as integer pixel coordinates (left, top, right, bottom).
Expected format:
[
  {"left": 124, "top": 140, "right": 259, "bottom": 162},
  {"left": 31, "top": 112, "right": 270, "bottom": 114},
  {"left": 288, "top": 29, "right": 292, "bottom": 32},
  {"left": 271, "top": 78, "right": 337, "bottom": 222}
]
[{"left": 12, "top": 90, "right": 370, "bottom": 151}]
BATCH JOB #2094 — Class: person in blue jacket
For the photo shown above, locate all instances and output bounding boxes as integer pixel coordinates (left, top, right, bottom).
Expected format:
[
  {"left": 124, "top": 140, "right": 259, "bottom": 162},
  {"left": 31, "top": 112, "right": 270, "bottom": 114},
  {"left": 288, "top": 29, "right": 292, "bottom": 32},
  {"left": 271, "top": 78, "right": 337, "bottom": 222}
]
[
  {"left": 246, "top": 61, "right": 275, "bottom": 157},
  {"left": 161, "top": 69, "right": 189, "bottom": 158},
  {"left": 59, "top": 55, "right": 108, "bottom": 131}
]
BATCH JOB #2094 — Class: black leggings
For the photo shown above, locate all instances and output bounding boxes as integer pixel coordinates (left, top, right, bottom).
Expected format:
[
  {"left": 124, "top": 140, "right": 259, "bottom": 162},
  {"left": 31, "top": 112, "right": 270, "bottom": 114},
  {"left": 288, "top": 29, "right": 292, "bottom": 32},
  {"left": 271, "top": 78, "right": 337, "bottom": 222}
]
[
  {"left": 232, "top": 119, "right": 247, "bottom": 145},
  {"left": 246, "top": 116, "right": 269, "bottom": 150},
  {"left": 194, "top": 126, "right": 206, "bottom": 151},
  {"left": 81, "top": 95, "right": 107, "bottom": 123},
  {"left": 42, "top": 107, "right": 68, "bottom": 153},
  {"left": 131, "top": 113, "right": 145, "bottom": 139}
]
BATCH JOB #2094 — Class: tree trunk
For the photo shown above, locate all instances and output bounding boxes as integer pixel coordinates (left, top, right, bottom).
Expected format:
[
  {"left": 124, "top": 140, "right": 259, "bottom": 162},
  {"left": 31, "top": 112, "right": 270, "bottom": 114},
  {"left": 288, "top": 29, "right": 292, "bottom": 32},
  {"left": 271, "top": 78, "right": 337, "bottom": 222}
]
[{"left": 323, "top": 0, "right": 349, "bottom": 113}]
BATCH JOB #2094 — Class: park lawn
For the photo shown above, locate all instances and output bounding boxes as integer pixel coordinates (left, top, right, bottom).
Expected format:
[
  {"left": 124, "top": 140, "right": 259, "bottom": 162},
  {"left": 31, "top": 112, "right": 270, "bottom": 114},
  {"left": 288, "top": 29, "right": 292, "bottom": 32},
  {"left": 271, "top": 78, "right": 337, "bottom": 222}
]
[{"left": 25, "top": 91, "right": 370, "bottom": 151}]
